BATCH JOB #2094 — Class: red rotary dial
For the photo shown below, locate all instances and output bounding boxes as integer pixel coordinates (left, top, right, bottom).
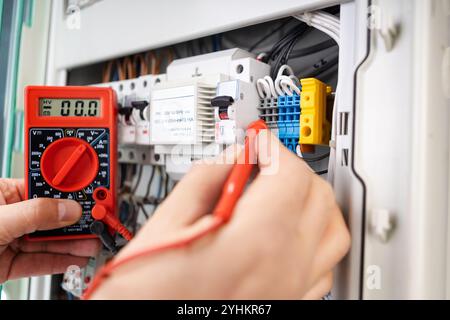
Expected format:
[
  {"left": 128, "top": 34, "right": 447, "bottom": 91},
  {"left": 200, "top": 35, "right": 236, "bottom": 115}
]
[{"left": 41, "top": 137, "right": 99, "bottom": 192}]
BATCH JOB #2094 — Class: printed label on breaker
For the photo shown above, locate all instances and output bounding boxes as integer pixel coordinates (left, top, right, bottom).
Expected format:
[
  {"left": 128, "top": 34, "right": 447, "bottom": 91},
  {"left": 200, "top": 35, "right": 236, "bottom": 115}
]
[{"left": 150, "top": 85, "right": 197, "bottom": 144}]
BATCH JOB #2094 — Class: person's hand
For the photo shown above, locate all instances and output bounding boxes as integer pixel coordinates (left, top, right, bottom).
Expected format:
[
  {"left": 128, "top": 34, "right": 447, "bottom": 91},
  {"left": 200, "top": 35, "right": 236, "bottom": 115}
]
[
  {"left": 0, "top": 179, "right": 101, "bottom": 283},
  {"left": 92, "top": 130, "right": 350, "bottom": 299}
]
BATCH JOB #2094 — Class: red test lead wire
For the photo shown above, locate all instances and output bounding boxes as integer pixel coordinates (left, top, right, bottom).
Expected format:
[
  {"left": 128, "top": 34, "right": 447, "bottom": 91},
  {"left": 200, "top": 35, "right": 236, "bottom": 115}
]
[{"left": 82, "top": 120, "right": 268, "bottom": 299}]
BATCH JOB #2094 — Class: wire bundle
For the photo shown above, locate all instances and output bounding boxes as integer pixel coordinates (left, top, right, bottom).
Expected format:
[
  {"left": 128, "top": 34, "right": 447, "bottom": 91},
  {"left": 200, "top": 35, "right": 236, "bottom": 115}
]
[
  {"left": 292, "top": 10, "right": 340, "bottom": 181},
  {"left": 101, "top": 48, "right": 175, "bottom": 83},
  {"left": 292, "top": 11, "right": 340, "bottom": 45},
  {"left": 256, "top": 64, "right": 300, "bottom": 99},
  {"left": 262, "top": 23, "right": 310, "bottom": 79}
]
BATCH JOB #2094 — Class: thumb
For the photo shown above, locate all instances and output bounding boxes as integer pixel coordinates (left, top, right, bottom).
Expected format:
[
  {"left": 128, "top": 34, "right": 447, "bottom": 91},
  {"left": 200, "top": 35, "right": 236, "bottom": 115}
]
[{"left": 0, "top": 198, "right": 82, "bottom": 243}]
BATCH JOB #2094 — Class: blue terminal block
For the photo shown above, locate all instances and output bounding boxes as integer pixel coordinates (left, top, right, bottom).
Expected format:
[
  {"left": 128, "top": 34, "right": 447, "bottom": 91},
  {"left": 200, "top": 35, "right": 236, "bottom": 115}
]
[{"left": 277, "top": 93, "right": 300, "bottom": 152}]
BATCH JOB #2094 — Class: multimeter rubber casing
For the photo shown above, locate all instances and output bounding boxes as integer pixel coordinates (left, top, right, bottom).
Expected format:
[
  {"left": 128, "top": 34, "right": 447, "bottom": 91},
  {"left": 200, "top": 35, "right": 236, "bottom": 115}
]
[{"left": 24, "top": 86, "right": 117, "bottom": 241}]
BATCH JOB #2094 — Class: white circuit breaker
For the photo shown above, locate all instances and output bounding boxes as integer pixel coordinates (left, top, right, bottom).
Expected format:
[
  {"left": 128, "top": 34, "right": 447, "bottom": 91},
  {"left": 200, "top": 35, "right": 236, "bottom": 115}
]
[
  {"left": 150, "top": 49, "right": 270, "bottom": 180},
  {"left": 94, "top": 74, "right": 166, "bottom": 165}
]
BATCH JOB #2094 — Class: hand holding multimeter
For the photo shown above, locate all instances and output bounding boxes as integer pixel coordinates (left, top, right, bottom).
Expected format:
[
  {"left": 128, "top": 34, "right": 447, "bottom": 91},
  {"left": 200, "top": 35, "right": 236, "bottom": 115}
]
[
  {"left": 0, "top": 179, "right": 101, "bottom": 283},
  {"left": 24, "top": 86, "right": 130, "bottom": 245}
]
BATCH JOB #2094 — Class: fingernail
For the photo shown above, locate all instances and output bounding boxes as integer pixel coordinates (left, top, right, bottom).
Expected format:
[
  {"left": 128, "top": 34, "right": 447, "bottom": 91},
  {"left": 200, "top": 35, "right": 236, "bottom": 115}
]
[{"left": 58, "top": 200, "right": 82, "bottom": 222}]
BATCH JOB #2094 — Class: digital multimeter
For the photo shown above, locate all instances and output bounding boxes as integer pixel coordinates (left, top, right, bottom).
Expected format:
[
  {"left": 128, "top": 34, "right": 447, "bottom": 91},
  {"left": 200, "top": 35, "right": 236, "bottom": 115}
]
[{"left": 25, "top": 86, "right": 117, "bottom": 241}]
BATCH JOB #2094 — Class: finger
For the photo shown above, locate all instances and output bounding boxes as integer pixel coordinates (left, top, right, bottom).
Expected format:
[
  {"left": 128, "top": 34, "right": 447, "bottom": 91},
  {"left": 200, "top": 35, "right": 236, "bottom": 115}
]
[
  {"left": 234, "top": 130, "right": 314, "bottom": 222},
  {"left": 301, "top": 272, "right": 333, "bottom": 300},
  {"left": 0, "top": 198, "right": 82, "bottom": 245},
  {"left": 17, "top": 238, "right": 102, "bottom": 257},
  {"left": 305, "top": 205, "right": 351, "bottom": 289},
  {"left": 152, "top": 144, "right": 242, "bottom": 228},
  {"left": 116, "top": 214, "right": 220, "bottom": 260},
  {"left": 7, "top": 253, "right": 89, "bottom": 280},
  {"left": 0, "top": 179, "right": 25, "bottom": 205}
]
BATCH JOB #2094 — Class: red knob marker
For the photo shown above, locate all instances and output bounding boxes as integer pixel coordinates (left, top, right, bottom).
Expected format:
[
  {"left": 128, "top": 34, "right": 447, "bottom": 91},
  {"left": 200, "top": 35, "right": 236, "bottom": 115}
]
[
  {"left": 41, "top": 137, "right": 99, "bottom": 192},
  {"left": 92, "top": 187, "right": 133, "bottom": 241}
]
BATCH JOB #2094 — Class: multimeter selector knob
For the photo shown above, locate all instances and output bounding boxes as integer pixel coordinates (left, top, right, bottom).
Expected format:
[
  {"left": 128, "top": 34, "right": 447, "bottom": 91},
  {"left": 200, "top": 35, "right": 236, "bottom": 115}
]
[{"left": 41, "top": 137, "right": 99, "bottom": 192}]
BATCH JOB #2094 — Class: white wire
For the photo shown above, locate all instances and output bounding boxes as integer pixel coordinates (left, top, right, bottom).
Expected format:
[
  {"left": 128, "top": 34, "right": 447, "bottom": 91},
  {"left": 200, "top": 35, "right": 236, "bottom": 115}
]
[
  {"left": 309, "top": 16, "right": 340, "bottom": 39},
  {"left": 276, "top": 75, "right": 300, "bottom": 96},
  {"left": 275, "top": 65, "right": 300, "bottom": 96},
  {"left": 314, "top": 11, "right": 340, "bottom": 30},
  {"left": 293, "top": 12, "right": 340, "bottom": 45},
  {"left": 256, "top": 64, "right": 301, "bottom": 99},
  {"left": 310, "top": 18, "right": 339, "bottom": 37},
  {"left": 256, "top": 52, "right": 267, "bottom": 61},
  {"left": 276, "top": 64, "right": 295, "bottom": 78},
  {"left": 274, "top": 75, "right": 287, "bottom": 96},
  {"left": 256, "top": 76, "right": 278, "bottom": 99},
  {"left": 289, "top": 74, "right": 300, "bottom": 86},
  {"left": 264, "top": 76, "right": 277, "bottom": 97},
  {"left": 257, "top": 78, "right": 270, "bottom": 98},
  {"left": 294, "top": 16, "right": 340, "bottom": 44},
  {"left": 286, "top": 79, "right": 301, "bottom": 95},
  {"left": 310, "top": 22, "right": 339, "bottom": 45}
]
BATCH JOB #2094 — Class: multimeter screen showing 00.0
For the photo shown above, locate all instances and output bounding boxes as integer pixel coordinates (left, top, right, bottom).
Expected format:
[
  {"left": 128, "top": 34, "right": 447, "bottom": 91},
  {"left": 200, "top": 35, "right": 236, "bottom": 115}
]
[{"left": 39, "top": 98, "right": 102, "bottom": 117}]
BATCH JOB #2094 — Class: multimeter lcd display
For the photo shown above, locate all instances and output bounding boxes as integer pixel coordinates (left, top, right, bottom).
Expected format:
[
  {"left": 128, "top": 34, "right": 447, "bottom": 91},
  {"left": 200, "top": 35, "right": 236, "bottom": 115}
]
[{"left": 39, "top": 98, "right": 101, "bottom": 117}]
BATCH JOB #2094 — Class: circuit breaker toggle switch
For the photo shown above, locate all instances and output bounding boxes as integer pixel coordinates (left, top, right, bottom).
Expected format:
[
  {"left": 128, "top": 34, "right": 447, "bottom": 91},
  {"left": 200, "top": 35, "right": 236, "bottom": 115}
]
[
  {"left": 211, "top": 95, "right": 234, "bottom": 120},
  {"left": 41, "top": 137, "right": 99, "bottom": 192},
  {"left": 131, "top": 100, "right": 149, "bottom": 120}
]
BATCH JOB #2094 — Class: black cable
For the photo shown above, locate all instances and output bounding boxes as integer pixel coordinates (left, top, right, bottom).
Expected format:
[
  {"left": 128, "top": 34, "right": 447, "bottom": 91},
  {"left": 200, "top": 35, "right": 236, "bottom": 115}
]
[
  {"left": 152, "top": 167, "right": 164, "bottom": 213},
  {"left": 125, "top": 196, "right": 137, "bottom": 228},
  {"left": 144, "top": 165, "right": 156, "bottom": 200},
  {"left": 284, "top": 32, "right": 304, "bottom": 64},
  {"left": 156, "top": 166, "right": 163, "bottom": 200},
  {"left": 248, "top": 18, "right": 293, "bottom": 52},
  {"left": 164, "top": 171, "right": 169, "bottom": 198},
  {"left": 315, "top": 169, "right": 328, "bottom": 175},
  {"left": 187, "top": 41, "right": 195, "bottom": 56},
  {"left": 127, "top": 195, "right": 141, "bottom": 233},
  {"left": 322, "top": 5, "right": 340, "bottom": 15},
  {"left": 266, "top": 23, "right": 310, "bottom": 78},
  {"left": 119, "top": 163, "right": 126, "bottom": 190},
  {"left": 302, "top": 152, "right": 330, "bottom": 163},
  {"left": 119, "top": 164, "right": 130, "bottom": 194},
  {"left": 131, "top": 164, "right": 143, "bottom": 195},
  {"left": 138, "top": 203, "right": 149, "bottom": 219},
  {"left": 289, "top": 39, "right": 336, "bottom": 59},
  {"left": 265, "top": 24, "right": 304, "bottom": 62},
  {"left": 198, "top": 37, "right": 206, "bottom": 54},
  {"left": 171, "top": 45, "right": 181, "bottom": 59}
]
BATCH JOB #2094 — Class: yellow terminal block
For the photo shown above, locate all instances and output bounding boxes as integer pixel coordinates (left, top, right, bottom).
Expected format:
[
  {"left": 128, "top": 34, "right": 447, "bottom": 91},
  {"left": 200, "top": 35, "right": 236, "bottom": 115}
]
[{"left": 299, "top": 78, "right": 331, "bottom": 146}]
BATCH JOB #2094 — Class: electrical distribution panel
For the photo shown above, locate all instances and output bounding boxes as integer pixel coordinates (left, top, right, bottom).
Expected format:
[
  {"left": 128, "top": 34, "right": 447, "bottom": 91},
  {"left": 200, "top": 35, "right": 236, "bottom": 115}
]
[
  {"left": 96, "top": 49, "right": 271, "bottom": 180},
  {"left": 3, "top": 0, "right": 448, "bottom": 302}
]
